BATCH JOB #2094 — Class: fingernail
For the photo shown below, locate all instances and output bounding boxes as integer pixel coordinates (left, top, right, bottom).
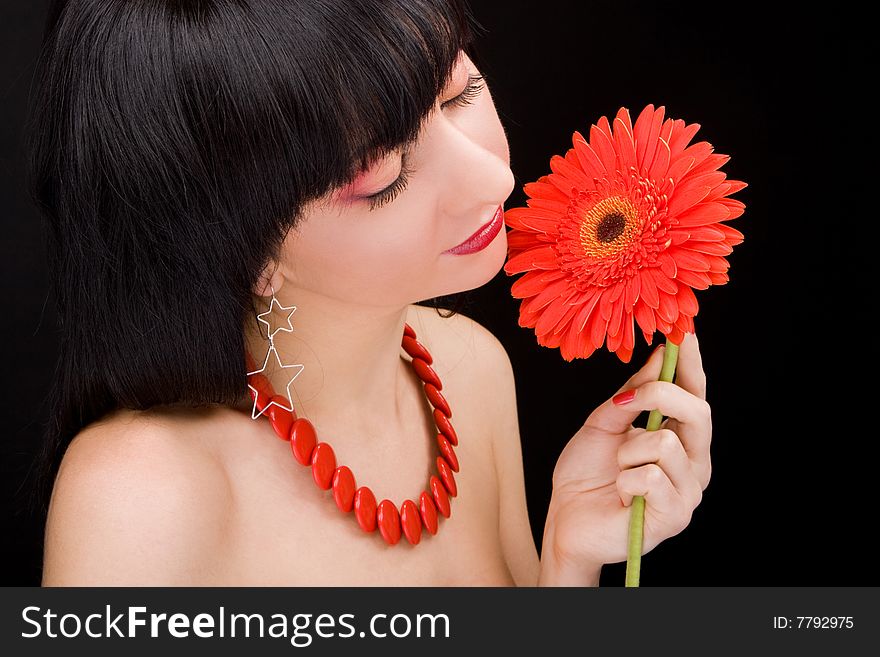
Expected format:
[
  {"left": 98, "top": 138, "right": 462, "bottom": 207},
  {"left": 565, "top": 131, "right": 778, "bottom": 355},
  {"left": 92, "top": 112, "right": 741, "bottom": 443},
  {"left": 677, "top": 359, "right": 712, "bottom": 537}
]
[{"left": 612, "top": 389, "right": 637, "bottom": 405}]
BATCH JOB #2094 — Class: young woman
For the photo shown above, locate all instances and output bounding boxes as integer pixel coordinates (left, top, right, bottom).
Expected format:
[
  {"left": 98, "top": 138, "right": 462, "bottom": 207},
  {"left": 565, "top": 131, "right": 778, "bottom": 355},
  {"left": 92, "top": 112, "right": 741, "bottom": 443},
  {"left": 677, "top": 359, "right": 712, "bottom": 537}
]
[{"left": 28, "top": 0, "right": 711, "bottom": 586}]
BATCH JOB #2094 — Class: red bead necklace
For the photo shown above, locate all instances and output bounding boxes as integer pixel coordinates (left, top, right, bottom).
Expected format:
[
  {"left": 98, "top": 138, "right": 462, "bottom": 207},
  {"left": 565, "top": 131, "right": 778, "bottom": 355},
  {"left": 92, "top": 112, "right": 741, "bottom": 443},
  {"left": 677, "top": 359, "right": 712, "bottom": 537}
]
[{"left": 243, "top": 322, "right": 459, "bottom": 546}]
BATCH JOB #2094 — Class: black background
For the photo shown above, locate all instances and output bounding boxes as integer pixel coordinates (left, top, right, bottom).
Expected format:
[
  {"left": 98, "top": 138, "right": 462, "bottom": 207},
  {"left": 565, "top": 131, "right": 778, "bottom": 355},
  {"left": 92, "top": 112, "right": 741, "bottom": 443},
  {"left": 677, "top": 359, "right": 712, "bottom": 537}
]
[{"left": 1, "top": 1, "right": 867, "bottom": 585}]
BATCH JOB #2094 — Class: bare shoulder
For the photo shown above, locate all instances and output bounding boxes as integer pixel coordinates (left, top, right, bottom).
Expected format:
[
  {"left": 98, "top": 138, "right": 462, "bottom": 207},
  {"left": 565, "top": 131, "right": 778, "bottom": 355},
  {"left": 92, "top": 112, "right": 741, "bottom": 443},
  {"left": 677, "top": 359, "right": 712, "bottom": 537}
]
[
  {"left": 42, "top": 407, "right": 232, "bottom": 586},
  {"left": 408, "top": 304, "right": 538, "bottom": 585}
]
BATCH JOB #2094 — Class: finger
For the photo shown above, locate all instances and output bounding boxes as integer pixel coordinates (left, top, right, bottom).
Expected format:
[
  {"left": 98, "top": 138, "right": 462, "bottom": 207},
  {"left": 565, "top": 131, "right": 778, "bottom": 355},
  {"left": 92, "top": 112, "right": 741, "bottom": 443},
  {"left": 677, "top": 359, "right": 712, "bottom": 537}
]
[
  {"left": 616, "top": 342, "right": 667, "bottom": 395},
  {"left": 663, "top": 417, "right": 712, "bottom": 490},
  {"left": 618, "top": 428, "right": 703, "bottom": 508},
  {"left": 588, "top": 374, "right": 711, "bottom": 444},
  {"left": 673, "top": 331, "right": 707, "bottom": 400},
  {"left": 616, "top": 464, "right": 692, "bottom": 535},
  {"left": 584, "top": 344, "right": 667, "bottom": 434}
]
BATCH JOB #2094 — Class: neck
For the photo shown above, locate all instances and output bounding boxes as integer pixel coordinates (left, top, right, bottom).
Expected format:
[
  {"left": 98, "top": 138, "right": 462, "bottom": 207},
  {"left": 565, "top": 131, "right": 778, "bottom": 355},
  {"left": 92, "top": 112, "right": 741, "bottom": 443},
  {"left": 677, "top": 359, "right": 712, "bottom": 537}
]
[{"left": 241, "top": 286, "right": 416, "bottom": 443}]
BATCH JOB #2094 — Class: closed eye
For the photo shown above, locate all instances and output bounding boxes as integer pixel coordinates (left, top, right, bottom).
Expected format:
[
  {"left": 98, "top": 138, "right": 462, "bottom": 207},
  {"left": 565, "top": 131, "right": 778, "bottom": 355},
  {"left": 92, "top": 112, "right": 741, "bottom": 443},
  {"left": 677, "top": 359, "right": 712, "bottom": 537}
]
[
  {"left": 441, "top": 74, "right": 485, "bottom": 110},
  {"left": 365, "top": 74, "right": 486, "bottom": 211}
]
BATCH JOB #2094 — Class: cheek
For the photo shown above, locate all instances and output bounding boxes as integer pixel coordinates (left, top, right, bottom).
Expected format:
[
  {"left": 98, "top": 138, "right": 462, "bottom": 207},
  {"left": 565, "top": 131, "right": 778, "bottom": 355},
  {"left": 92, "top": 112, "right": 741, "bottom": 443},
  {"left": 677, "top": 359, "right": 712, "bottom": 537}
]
[{"left": 284, "top": 205, "right": 439, "bottom": 304}]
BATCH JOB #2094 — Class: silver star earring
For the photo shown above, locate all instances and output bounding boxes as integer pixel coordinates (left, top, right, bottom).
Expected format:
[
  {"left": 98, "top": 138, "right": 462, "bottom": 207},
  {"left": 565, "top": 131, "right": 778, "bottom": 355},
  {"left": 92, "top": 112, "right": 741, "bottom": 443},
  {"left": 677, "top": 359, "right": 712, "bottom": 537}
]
[{"left": 247, "top": 284, "right": 305, "bottom": 420}]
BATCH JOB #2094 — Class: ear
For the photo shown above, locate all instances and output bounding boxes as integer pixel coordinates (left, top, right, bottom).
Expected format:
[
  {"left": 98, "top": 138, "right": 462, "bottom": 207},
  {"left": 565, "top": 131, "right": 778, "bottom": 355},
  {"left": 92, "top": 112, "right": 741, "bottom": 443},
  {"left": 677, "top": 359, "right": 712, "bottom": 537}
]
[{"left": 253, "top": 262, "right": 286, "bottom": 298}]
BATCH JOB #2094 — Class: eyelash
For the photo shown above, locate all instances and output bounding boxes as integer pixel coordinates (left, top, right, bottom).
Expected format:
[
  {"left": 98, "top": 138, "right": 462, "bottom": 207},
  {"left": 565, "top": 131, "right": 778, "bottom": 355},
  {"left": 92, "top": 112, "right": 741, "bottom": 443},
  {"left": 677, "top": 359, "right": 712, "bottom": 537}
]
[{"left": 366, "top": 74, "right": 486, "bottom": 211}]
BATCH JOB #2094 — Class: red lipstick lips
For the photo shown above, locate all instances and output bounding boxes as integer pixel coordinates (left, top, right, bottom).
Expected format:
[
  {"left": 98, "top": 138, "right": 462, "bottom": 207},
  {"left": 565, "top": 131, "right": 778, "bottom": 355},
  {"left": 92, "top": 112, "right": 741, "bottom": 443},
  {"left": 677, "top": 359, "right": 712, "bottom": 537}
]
[{"left": 443, "top": 205, "right": 505, "bottom": 255}]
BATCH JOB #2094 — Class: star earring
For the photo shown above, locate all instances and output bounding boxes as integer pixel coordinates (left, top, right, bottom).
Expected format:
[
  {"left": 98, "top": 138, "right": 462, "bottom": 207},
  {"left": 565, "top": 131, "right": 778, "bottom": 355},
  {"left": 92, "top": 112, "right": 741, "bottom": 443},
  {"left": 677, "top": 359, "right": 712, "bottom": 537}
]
[{"left": 247, "top": 284, "right": 305, "bottom": 420}]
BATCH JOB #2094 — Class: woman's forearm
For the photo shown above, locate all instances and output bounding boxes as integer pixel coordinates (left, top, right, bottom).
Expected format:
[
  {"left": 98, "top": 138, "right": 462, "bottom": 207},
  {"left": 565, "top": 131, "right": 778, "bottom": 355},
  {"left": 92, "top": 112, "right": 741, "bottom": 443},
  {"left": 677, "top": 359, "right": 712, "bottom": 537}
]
[{"left": 537, "top": 511, "right": 603, "bottom": 586}]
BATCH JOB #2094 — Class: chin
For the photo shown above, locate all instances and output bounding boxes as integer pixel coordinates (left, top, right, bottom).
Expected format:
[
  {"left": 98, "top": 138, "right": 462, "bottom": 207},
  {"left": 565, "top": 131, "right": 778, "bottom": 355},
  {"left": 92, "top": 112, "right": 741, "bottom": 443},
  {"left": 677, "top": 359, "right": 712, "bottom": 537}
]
[{"left": 439, "top": 228, "right": 509, "bottom": 296}]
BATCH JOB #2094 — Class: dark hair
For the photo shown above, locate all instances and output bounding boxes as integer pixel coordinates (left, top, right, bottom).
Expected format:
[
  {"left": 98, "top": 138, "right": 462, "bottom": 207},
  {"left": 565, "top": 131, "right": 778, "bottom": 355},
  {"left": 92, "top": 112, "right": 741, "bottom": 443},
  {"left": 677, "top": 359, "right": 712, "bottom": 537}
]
[{"left": 23, "top": 0, "right": 481, "bottom": 521}]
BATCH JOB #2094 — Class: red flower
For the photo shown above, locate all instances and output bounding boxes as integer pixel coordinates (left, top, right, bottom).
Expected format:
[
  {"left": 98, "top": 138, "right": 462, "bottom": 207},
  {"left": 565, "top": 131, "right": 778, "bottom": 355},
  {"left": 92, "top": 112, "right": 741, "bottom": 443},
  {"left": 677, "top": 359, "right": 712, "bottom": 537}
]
[{"left": 503, "top": 104, "right": 747, "bottom": 363}]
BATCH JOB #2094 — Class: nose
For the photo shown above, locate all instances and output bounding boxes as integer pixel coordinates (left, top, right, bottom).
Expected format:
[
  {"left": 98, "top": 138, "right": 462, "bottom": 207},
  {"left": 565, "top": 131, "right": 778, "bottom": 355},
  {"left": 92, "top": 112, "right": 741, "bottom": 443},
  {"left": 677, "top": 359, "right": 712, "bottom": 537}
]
[{"left": 438, "top": 110, "right": 516, "bottom": 215}]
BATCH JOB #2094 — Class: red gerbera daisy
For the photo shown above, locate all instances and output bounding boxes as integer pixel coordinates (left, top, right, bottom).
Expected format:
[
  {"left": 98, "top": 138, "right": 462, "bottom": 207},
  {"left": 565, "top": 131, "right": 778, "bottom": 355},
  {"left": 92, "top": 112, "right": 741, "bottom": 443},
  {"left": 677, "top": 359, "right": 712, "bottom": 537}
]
[{"left": 503, "top": 104, "right": 747, "bottom": 363}]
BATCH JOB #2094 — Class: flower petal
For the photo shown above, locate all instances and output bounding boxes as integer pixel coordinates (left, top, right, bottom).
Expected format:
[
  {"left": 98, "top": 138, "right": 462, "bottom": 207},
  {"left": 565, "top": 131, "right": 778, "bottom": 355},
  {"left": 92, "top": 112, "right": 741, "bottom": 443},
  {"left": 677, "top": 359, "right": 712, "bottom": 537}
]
[
  {"left": 622, "top": 310, "right": 636, "bottom": 353},
  {"left": 676, "top": 202, "right": 731, "bottom": 227},
  {"left": 648, "top": 266, "right": 678, "bottom": 294},
  {"left": 599, "top": 287, "right": 615, "bottom": 320},
  {"left": 615, "top": 106, "right": 635, "bottom": 138},
  {"left": 607, "top": 293, "right": 625, "bottom": 338},
  {"left": 684, "top": 241, "right": 733, "bottom": 256},
  {"left": 676, "top": 284, "right": 699, "bottom": 317},
  {"left": 666, "top": 185, "right": 713, "bottom": 219},
  {"left": 504, "top": 207, "right": 563, "bottom": 233},
  {"left": 675, "top": 141, "right": 714, "bottom": 174},
  {"left": 717, "top": 223, "right": 745, "bottom": 245},
  {"left": 639, "top": 269, "right": 660, "bottom": 308},
  {"left": 676, "top": 268, "right": 712, "bottom": 290},
  {"left": 687, "top": 153, "right": 730, "bottom": 179},
  {"left": 657, "top": 251, "right": 678, "bottom": 278},
  {"left": 634, "top": 299, "right": 656, "bottom": 337},
  {"left": 656, "top": 292, "right": 678, "bottom": 324},
  {"left": 587, "top": 306, "right": 609, "bottom": 349},
  {"left": 681, "top": 170, "right": 727, "bottom": 191},
  {"left": 510, "top": 270, "right": 565, "bottom": 298},
  {"left": 560, "top": 324, "right": 580, "bottom": 361},
  {"left": 705, "top": 255, "right": 730, "bottom": 273},
  {"left": 724, "top": 179, "right": 749, "bottom": 195},
  {"left": 522, "top": 276, "right": 570, "bottom": 313},
  {"left": 637, "top": 105, "right": 665, "bottom": 175},
  {"left": 572, "top": 131, "right": 605, "bottom": 179},
  {"left": 667, "top": 324, "right": 685, "bottom": 345},
  {"left": 666, "top": 154, "right": 695, "bottom": 183},
  {"left": 685, "top": 225, "right": 726, "bottom": 242},
  {"left": 671, "top": 248, "right": 711, "bottom": 272},
  {"left": 504, "top": 245, "right": 558, "bottom": 274},
  {"left": 648, "top": 137, "right": 671, "bottom": 181},
  {"left": 524, "top": 179, "right": 569, "bottom": 204},
  {"left": 624, "top": 274, "right": 641, "bottom": 309},
  {"left": 613, "top": 115, "right": 637, "bottom": 172},
  {"left": 535, "top": 298, "right": 577, "bottom": 336},
  {"left": 668, "top": 120, "right": 701, "bottom": 154},
  {"left": 590, "top": 121, "right": 617, "bottom": 173},
  {"left": 718, "top": 198, "right": 746, "bottom": 219},
  {"left": 550, "top": 152, "right": 596, "bottom": 192},
  {"left": 576, "top": 320, "right": 598, "bottom": 358}
]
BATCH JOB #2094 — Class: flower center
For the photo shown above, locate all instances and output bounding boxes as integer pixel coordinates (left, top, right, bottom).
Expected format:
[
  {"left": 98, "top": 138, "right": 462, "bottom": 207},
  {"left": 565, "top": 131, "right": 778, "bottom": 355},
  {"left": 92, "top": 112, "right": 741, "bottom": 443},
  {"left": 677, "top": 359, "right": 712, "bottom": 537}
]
[
  {"left": 596, "top": 212, "right": 626, "bottom": 242},
  {"left": 579, "top": 195, "right": 639, "bottom": 259}
]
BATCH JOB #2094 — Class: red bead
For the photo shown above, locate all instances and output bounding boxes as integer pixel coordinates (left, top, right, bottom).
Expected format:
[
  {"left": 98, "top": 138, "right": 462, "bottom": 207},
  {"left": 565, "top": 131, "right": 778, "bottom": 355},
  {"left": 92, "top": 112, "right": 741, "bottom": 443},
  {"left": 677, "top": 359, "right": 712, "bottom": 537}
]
[
  {"left": 424, "top": 383, "right": 451, "bottom": 418},
  {"left": 400, "top": 499, "right": 422, "bottom": 545},
  {"left": 332, "top": 466, "right": 356, "bottom": 512},
  {"left": 411, "top": 357, "right": 442, "bottom": 390},
  {"left": 377, "top": 499, "right": 402, "bottom": 545},
  {"left": 266, "top": 395, "right": 294, "bottom": 440},
  {"left": 289, "top": 418, "right": 317, "bottom": 466},
  {"left": 247, "top": 373, "right": 274, "bottom": 412},
  {"left": 433, "top": 408, "right": 458, "bottom": 446},
  {"left": 403, "top": 323, "right": 416, "bottom": 339},
  {"left": 419, "top": 491, "right": 439, "bottom": 534},
  {"left": 436, "top": 455, "right": 457, "bottom": 497},
  {"left": 436, "top": 433, "right": 459, "bottom": 472},
  {"left": 430, "top": 475, "right": 451, "bottom": 518},
  {"left": 402, "top": 335, "right": 433, "bottom": 365},
  {"left": 310, "top": 442, "right": 336, "bottom": 490},
  {"left": 354, "top": 486, "right": 378, "bottom": 532}
]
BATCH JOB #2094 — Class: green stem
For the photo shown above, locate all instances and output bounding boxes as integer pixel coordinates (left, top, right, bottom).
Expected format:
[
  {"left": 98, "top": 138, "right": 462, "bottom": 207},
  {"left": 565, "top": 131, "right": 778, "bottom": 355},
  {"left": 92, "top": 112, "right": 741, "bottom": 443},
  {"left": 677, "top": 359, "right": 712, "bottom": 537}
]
[{"left": 625, "top": 337, "right": 680, "bottom": 587}]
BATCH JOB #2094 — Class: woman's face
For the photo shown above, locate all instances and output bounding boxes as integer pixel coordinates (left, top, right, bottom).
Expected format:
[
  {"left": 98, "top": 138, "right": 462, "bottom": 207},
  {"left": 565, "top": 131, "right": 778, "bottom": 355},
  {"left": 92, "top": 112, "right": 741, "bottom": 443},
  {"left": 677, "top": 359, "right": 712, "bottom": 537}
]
[{"left": 276, "top": 51, "right": 516, "bottom": 307}]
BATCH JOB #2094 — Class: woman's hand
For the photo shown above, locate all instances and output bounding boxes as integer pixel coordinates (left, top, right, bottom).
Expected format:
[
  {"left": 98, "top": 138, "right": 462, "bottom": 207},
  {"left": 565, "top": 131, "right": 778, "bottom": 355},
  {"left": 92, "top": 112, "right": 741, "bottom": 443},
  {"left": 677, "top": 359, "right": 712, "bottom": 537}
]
[{"left": 545, "top": 332, "right": 712, "bottom": 574}]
